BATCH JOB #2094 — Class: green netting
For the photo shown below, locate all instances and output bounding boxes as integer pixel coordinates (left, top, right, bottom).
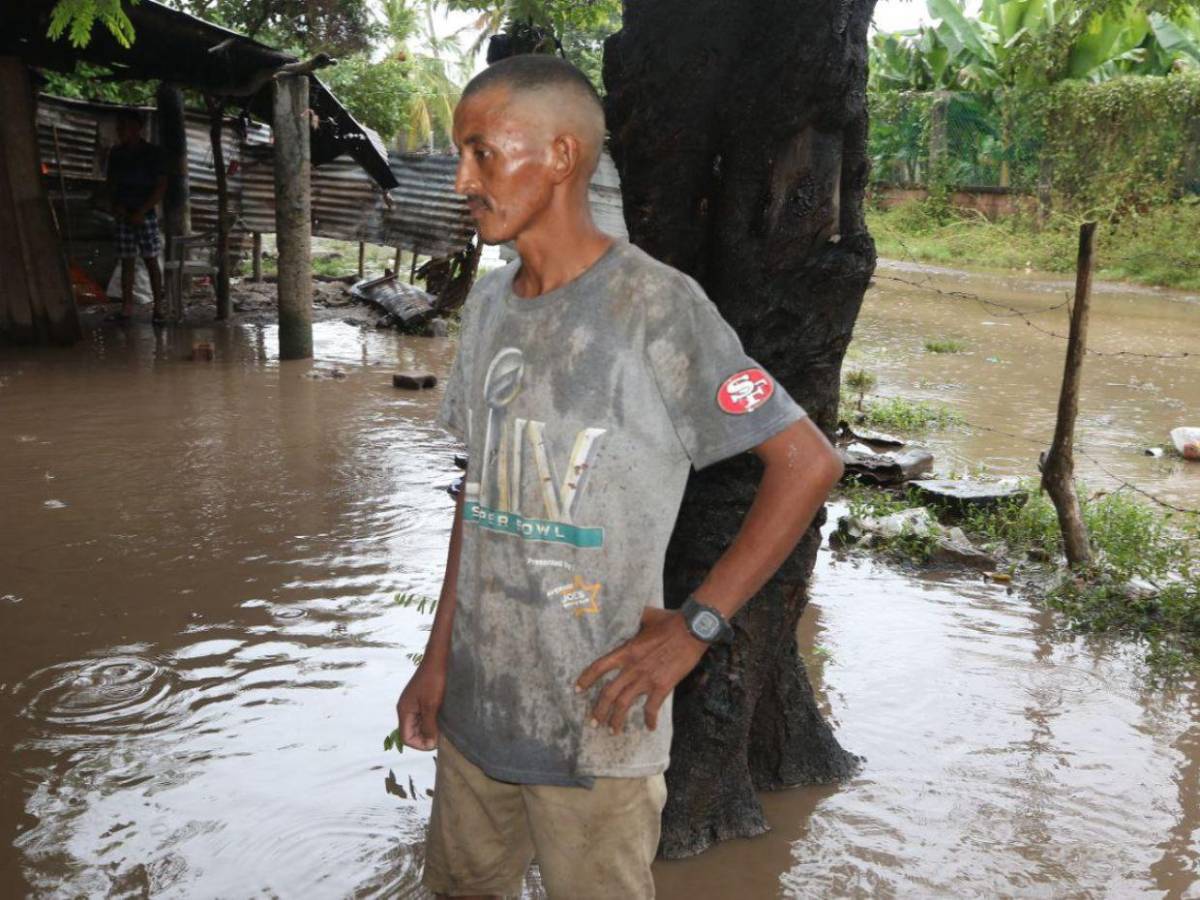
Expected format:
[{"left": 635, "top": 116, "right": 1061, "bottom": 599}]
[
  {"left": 868, "top": 90, "right": 1044, "bottom": 191},
  {"left": 869, "top": 79, "right": 1200, "bottom": 206}
]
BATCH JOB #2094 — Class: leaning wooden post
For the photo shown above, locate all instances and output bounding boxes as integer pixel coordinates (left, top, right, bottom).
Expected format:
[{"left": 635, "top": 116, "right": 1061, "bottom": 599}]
[
  {"left": 1040, "top": 221, "right": 1096, "bottom": 569},
  {"left": 251, "top": 231, "right": 262, "bottom": 281},
  {"left": 357, "top": 241, "right": 365, "bottom": 279},
  {"left": 206, "top": 95, "right": 232, "bottom": 320},
  {"left": 272, "top": 74, "right": 313, "bottom": 360}
]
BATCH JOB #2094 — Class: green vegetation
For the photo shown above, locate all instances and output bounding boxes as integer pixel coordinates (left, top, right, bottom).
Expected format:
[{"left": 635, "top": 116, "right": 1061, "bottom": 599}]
[
  {"left": 841, "top": 392, "right": 964, "bottom": 433},
  {"left": 924, "top": 337, "right": 967, "bottom": 353},
  {"left": 868, "top": 198, "right": 1200, "bottom": 290},
  {"left": 843, "top": 368, "right": 877, "bottom": 411},
  {"left": 834, "top": 478, "right": 1200, "bottom": 674}
]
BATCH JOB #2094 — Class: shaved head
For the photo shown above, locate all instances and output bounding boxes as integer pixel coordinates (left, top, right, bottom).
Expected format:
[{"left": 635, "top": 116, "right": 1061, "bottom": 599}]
[{"left": 461, "top": 55, "right": 606, "bottom": 175}]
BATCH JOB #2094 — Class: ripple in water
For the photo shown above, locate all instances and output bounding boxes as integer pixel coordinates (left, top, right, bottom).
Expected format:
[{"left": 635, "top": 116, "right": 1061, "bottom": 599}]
[{"left": 17, "top": 655, "right": 181, "bottom": 737}]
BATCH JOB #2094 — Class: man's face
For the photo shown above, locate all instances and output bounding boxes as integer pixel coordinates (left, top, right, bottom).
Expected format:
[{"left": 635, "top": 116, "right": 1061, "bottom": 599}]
[
  {"left": 116, "top": 119, "right": 142, "bottom": 146},
  {"left": 452, "top": 87, "right": 557, "bottom": 245}
]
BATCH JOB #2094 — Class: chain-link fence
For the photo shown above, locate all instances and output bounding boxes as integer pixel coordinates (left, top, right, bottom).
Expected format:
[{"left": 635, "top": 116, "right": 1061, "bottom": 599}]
[{"left": 870, "top": 82, "right": 1200, "bottom": 205}]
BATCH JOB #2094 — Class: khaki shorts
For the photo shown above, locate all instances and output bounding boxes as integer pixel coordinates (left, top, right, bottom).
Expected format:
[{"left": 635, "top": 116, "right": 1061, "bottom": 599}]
[{"left": 423, "top": 735, "right": 667, "bottom": 899}]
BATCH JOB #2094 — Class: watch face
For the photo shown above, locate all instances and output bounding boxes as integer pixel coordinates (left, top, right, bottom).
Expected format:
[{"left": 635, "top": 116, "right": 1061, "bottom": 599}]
[{"left": 692, "top": 610, "right": 721, "bottom": 641}]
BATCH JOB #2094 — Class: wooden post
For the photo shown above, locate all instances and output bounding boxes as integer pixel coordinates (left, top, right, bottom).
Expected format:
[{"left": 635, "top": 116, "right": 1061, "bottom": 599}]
[
  {"left": 206, "top": 95, "right": 232, "bottom": 320},
  {"left": 272, "top": 74, "right": 313, "bottom": 360},
  {"left": 252, "top": 231, "right": 262, "bottom": 281},
  {"left": 0, "top": 57, "right": 79, "bottom": 345},
  {"left": 1040, "top": 221, "right": 1096, "bottom": 569},
  {"left": 156, "top": 82, "right": 190, "bottom": 321},
  {"left": 409, "top": 247, "right": 419, "bottom": 284},
  {"left": 393, "top": 245, "right": 401, "bottom": 275},
  {"left": 357, "top": 241, "right": 365, "bottom": 279}
]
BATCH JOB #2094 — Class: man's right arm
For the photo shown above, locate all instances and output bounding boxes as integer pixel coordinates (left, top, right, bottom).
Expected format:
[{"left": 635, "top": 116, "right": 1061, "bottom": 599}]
[{"left": 395, "top": 477, "right": 465, "bottom": 750}]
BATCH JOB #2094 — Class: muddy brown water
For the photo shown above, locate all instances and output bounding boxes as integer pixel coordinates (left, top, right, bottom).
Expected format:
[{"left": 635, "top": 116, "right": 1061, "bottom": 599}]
[{"left": 2, "top": 264, "right": 1198, "bottom": 898}]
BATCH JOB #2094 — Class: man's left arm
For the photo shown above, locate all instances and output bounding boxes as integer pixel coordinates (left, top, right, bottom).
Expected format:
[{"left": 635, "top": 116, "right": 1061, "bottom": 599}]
[{"left": 575, "top": 414, "right": 844, "bottom": 733}]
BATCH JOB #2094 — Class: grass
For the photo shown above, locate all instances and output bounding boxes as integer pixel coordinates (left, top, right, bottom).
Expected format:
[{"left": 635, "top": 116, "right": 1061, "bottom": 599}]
[
  {"left": 849, "top": 395, "right": 964, "bottom": 433},
  {"left": 840, "top": 366, "right": 963, "bottom": 434},
  {"left": 232, "top": 238, "right": 426, "bottom": 284},
  {"left": 924, "top": 337, "right": 968, "bottom": 354},
  {"left": 833, "top": 478, "right": 1200, "bottom": 675},
  {"left": 866, "top": 198, "right": 1200, "bottom": 292}
]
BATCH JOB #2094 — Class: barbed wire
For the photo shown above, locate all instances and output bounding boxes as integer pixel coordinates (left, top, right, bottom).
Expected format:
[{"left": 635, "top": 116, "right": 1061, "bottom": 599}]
[
  {"left": 905, "top": 415, "right": 1200, "bottom": 516},
  {"left": 875, "top": 235, "right": 1195, "bottom": 361}
]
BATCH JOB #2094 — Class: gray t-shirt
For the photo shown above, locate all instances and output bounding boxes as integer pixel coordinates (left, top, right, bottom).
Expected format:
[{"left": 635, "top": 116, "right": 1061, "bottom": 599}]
[{"left": 435, "top": 238, "right": 807, "bottom": 785}]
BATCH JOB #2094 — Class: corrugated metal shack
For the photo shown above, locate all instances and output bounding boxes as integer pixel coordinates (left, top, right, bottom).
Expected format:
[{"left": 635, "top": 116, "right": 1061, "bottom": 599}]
[
  {"left": 0, "top": 0, "right": 418, "bottom": 345},
  {"left": 37, "top": 93, "right": 474, "bottom": 292}
]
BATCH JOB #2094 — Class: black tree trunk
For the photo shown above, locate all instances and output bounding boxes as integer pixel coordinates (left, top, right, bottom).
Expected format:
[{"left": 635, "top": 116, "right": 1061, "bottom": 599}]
[{"left": 603, "top": 0, "right": 876, "bottom": 858}]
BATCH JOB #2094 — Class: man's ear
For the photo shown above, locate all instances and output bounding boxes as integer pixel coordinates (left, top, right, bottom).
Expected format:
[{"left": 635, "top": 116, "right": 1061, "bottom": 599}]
[{"left": 549, "top": 133, "right": 582, "bottom": 185}]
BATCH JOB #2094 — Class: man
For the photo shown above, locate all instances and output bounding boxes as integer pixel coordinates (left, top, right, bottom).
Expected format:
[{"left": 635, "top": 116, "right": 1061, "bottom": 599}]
[
  {"left": 106, "top": 109, "right": 167, "bottom": 324},
  {"left": 397, "top": 55, "right": 844, "bottom": 899}
]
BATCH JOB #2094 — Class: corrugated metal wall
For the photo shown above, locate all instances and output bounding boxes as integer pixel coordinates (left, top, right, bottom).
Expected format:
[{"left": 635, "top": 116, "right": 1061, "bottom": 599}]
[{"left": 37, "top": 94, "right": 475, "bottom": 258}]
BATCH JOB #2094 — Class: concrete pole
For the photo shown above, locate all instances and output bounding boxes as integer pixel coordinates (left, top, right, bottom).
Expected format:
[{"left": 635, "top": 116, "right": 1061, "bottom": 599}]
[
  {"left": 272, "top": 74, "right": 312, "bottom": 360},
  {"left": 206, "top": 95, "right": 231, "bottom": 320},
  {"left": 155, "top": 82, "right": 190, "bottom": 321}
]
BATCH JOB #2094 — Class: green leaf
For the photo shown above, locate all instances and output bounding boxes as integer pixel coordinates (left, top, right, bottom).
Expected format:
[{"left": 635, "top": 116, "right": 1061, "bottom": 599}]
[
  {"left": 1149, "top": 12, "right": 1200, "bottom": 65},
  {"left": 928, "top": 0, "right": 997, "bottom": 64}
]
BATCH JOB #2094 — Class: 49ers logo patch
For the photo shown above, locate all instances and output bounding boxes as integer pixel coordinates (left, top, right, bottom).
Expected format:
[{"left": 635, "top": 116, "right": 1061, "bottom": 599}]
[{"left": 717, "top": 368, "right": 774, "bottom": 414}]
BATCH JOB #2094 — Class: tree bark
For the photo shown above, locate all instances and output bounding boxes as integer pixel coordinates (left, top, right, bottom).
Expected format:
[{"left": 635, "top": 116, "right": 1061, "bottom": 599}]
[
  {"left": 1041, "top": 222, "right": 1095, "bottom": 569},
  {"left": 272, "top": 74, "right": 313, "bottom": 360},
  {"left": 604, "top": 0, "right": 875, "bottom": 857}
]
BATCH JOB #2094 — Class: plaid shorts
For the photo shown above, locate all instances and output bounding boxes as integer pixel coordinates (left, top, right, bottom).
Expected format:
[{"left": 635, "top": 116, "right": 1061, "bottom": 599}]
[{"left": 114, "top": 210, "right": 163, "bottom": 259}]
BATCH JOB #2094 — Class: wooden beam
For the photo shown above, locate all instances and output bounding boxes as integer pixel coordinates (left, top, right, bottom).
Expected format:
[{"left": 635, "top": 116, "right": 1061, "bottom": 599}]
[
  {"left": 272, "top": 74, "right": 312, "bottom": 359},
  {"left": 0, "top": 57, "right": 79, "bottom": 345},
  {"left": 252, "top": 231, "right": 262, "bottom": 281},
  {"left": 357, "top": 241, "right": 365, "bottom": 279}
]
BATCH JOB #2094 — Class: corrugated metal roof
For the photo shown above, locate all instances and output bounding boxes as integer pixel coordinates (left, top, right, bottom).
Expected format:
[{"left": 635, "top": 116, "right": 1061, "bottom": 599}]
[
  {"left": 5, "top": 0, "right": 397, "bottom": 189},
  {"left": 37, "top": 94, "right": 475, "bottom": 258}
]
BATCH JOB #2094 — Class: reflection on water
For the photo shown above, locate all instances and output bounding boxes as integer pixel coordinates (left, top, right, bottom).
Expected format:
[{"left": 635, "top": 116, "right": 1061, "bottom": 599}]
[{"left": 1, "top": 266, "right": 1198, "bottom": 898}]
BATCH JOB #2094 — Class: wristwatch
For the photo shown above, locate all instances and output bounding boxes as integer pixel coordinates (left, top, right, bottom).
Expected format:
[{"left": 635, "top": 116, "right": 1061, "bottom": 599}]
[{"left": 681, "top": 595, "right": 734, "bottom": 644}]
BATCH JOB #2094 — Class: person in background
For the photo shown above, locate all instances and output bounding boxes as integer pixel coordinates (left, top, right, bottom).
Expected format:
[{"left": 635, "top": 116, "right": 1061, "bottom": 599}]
[{"left": 106, "top": 109, "right": 167, "bottom": 324}]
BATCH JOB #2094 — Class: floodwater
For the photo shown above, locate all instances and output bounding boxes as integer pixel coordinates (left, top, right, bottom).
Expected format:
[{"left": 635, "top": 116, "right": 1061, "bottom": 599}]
[
  {"left": 855, "top": 259, "right": 1200, "bottom": 508},
  {"left": 1, "top": 263, "right": 1198, "bottom": 898}
]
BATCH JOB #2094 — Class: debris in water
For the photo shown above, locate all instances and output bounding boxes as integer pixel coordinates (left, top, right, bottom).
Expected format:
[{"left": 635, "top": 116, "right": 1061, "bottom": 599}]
[
  {"left": 1170, "top": 427, "right": 1200, "bottom": 460},
  {"left": 839, "top": 446, "right": 933, "bottom": 486},
  {"left": 393, "top": 372, "right": 437, "bottom": 390},
  {"left": 351, "top": 273, "right": 435, "bottom": 331},
  {"left": 909, "top": 478, "right": 1028, "bottom": 515}
]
